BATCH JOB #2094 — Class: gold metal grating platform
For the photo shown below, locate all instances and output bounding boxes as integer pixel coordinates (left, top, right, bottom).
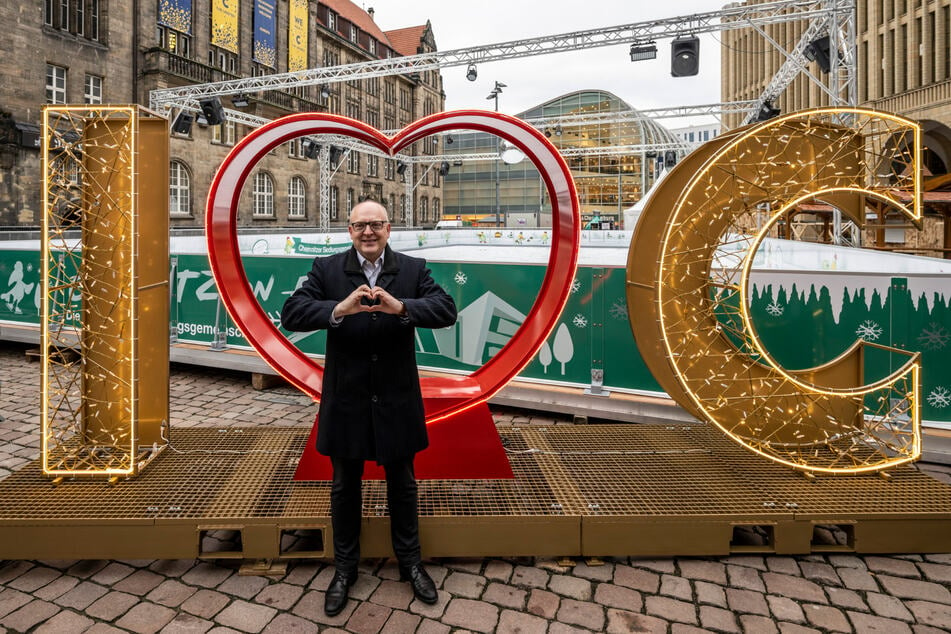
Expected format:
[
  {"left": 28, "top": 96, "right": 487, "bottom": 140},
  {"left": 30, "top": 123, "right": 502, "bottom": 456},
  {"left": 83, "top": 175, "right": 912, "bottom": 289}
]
[{"left": 1, "top": 424, "right": 950, "bottom": 561}]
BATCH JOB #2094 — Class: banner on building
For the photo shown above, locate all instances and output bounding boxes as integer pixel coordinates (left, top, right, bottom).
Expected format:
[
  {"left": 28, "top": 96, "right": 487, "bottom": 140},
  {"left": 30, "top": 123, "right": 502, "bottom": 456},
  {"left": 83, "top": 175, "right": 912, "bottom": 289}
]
[
  {"left": 158, "top": 0, "right": 192, "bottom": 33},
  {"left": 253, "top": 0, "right": 277, "bottom": 68},
  {"left": 288, "top": 0, "right": 308, "bottom": 72},
  {"left": 211, "top": 0, "right": 239, "bottom": 53}
]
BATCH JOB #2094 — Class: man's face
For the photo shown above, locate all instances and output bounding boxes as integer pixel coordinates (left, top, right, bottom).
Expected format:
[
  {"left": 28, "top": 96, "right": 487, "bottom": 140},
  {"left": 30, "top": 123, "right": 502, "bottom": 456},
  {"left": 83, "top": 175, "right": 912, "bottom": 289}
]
[{"left": 348, "top": 202, "right": 390, "bottom": 262}]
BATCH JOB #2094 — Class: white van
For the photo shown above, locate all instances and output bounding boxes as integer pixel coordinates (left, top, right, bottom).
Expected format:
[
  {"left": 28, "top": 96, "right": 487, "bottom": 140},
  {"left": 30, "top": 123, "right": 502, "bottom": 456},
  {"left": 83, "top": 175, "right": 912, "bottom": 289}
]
[{"left": 434, "top": 220, "right": 464, "bottom": 229}]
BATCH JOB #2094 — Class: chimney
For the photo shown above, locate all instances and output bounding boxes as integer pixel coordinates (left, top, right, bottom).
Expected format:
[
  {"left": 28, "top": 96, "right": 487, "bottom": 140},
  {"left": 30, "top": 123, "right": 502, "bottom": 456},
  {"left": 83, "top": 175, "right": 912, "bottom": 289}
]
[{"left": 368, "top": 7, "right": 375, "bottom": 19}]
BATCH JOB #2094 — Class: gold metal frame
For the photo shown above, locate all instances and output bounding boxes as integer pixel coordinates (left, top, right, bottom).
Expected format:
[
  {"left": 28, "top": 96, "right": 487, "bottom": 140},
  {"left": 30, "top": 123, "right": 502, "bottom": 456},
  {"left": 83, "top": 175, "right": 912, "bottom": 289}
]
[
  {"left": 41, "top": 106, "right": 170, "bottom": 478},
  {"left": 627, "top": 108, "right": 922, "bottom": 473}
]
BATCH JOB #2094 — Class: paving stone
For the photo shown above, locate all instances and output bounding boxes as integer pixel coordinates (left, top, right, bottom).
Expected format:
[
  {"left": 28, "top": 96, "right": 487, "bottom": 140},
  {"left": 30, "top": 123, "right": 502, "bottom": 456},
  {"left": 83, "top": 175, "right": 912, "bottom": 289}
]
[
  {"left": 282, "top": 562, "right": 321, "bottom": 587},
  {"left": 727, "top": 563, "right": 765, "bottom": 592},
  {"left": 776, "top": 623, "right": 822, "bottom": 634},
  {"left": 762, "top": 572, "right": 827, "bottom": 604},
  {"left": 695, "top": 581, "right": 726, "bottom": 607},
  {"left": 344, "top": 600, "right": 391, "bottom": 634},
  {"left": 443, "top": 558, "right": 484, "bottom": 574},
  {"left": 877, "top": 575, "right": 951, "bottom": 603},
  {"left": 549, "top": 573, "right": 592, "bottom": 600},
  {"left": 799, "top": 561, "right": 841, "bottom": 586},
  {"left": 614, "top": 564, "right": 660, "bottom": 593},
  {"left": 416, "top": 617, "right": 450, "bottom": 634},
  {"left": 6, "top": 565, "right": 61, "bottom": 594},
  {"left": 679, "top": 560, "right": 727, "bottom": 584},
  {"left": 54, "top": 581, "right": 109, "bottom": 610},
  {"left": 911, "top": 625, "right": 949, "bottom": 634},
  {"left": 826, "top": 586, "right": 867, "bottom": 611},
  {"left": 290, "top": 589, "right": 356, "bottom": 627},
  {"left": 866, "top": 557, "right": 922, "bottom": 578},
  {"left": 527, "top": 588, "right": 560, "bottom": 619},
  {"left": 442, "top": 571, "right": 486, "bottom": 598},
  {"left": 634, "top": 559, "right": 677, "bottom": 574},
  {"left": 407, "top": 588, "right": 451, "bottom": 619},
  {"left": 511, "top": 565, "right": 549, "bottom": 589},
  {"left": 571, "top": 561, "right": 614, "bottom": 582},
  {"left": 113, "top": 569, "right": 166, "bottom": 595},
  {"left": 0, "top": 588, "right": 33, "bottom": 619},
  {"left": 549, "top": 623, "right": 592, "bottom": 634},
  {"left": 739, "top": 614, "right": 780, "bottom": 633},
  {"left": 659, "top": 574, "right": 692, "bottom": 600},
  {"left": 33, "top": 609, "right": 95, "bottom": 634},
  {"left": 556, "top": 597, "right": 605, "bottom": 630},
  {"left": 379, "top": 609, "right": 421, "bottom": 634},
  {"left": 441, "top": 598, "right": 499, "bottom": 633},
  {"left": 181, "top": 589, "right": 231, "bottom": 619},
  {"left": 866, "top": 591, "right": 914, "bottom": 620},
  {"left": 496, "top": 608, "right": 548, "bottom": 634},
  {"left": 33, "top": 575, "right": 80, "bottom": 601},
  {"left": 115, "top": 602, "right": 178, "bottom": 634},
  {"left": 828, "top": 555, "right": 867, "bottom": 569},
  {"left": 147, "top": 580, "right": 199, "bottom": 607},
  {"left": 482, "top": 582, "right": 527, "bottom": 609},
  {"left": 483, "top": 560, "right": 513, "bottom": 582},
  {"left": 766, "top": 557, "right": 801, "bottom": 576},
  {"left": 253, "top": 582, "right": 304, "bottom": 611},
  {"left": 88, "top": 562, "right": 137, "bottom": 587},
  {"left": 0, "top": 560, "right": 34, "bottom": 584},
  {"left": 148, "top": 560, "right": 196, "bottom": 579},
  {"left": 182, "top": 563, "right": 234, "bottom": 589},
  {"left": 217, "top": 574, "right": 270, "bottom": 600},
  {"left": 839, "top": 566, "right": 880, "bottom": 592},
  {"left": 261, "top": 613, "right": 319, "bottom": 634},
  {"left": 160, "top": 613, "right": 216, "bottom": 633},
  {"left": 0, "top": 599, "right": 60, "bottom": 632},
  {"left": 66, "top": 560, "right": 110, "bottom": 579},
  {"left": 803, "top": 602, "right": 851, "bottom": 632},
  {"left": 85, "top": 591, "right": 140, "bottom": 621},
  {"left": 905, "top": 600, "right": 951, "bottom": 629},
  {"left": 699, "top": 605, "right": 740, "bottom": 633},
  {"left": 847, "top": 610, "right": 914, "bottom": 633},
  {"left": 923, "top": 554, "right": 951, "bottom": 565},
  {"left": 726, "top": 587, "right": 770, "bottom": 615},
  {"left": 919, "top": 562, "right": 951, "bottom": 584},
  {"left": 593, "top": 582, "right": 642, "bottom": 612},
  {"left": 645, "top": 595, "right": 698, "bottom": 625},
  {"left": 369, "top": 579, "right": 414, "bottom": 610},
  {"left": 606, "top": 608, "right": 668, "bottom": 634}
]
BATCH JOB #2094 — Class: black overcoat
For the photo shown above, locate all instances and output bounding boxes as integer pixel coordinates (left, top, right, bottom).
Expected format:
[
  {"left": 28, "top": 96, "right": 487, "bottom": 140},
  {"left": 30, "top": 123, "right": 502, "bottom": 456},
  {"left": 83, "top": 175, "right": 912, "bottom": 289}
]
[{"left": 280, "top": 245, "right": 457, "bottom": 463}]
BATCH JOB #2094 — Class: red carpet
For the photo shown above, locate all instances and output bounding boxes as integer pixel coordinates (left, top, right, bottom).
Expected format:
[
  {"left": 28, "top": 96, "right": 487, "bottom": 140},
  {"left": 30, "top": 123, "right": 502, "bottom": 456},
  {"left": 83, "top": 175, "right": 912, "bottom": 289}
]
[{"left": 293, "top": 401, "right": 513, "bottom": 480}]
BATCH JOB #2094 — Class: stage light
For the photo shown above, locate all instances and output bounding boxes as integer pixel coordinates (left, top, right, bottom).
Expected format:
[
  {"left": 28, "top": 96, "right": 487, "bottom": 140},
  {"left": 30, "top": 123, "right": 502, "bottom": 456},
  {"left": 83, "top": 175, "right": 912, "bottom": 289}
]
[
  {"left": 804, "top": 35, "right": 832, "bottom": 73},
  {"left": 303, "top": 139, "right": 320, "bottom": 159},
  {"left": 466, "top": 64, "right": 477, "bottom": 81},
  {"left": 396, "top": 161, "right": 407, "bottom": 175},
  {"left": 231, "top": 93, "right": 249, "bottom": 108},
  {"left": 446, "top": 135, "right": 454, "bottom": 145},
  {"left": 320, "top": 86, "right": 331, "bottom": 99},
  {"left": 439, "top": 161, "right": 450, "bottom": 176},
  {"left": 630, "top": 41, "right": 657, "bottom": 62},
  {"left": 755, "top": 101, "right": 781, "bottom": 122}
]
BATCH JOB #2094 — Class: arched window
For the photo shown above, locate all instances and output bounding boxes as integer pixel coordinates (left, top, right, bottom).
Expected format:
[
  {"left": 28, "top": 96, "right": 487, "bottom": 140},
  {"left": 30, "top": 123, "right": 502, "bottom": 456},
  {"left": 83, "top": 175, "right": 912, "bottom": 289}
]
[
  {"left": 252, "top": 172, "right": 274, "bottom": 217},
  {"left": 169, "top": 160, "right": 191, "bottom": 216},
  {"left": 433, "top": 198, "right": 441, "bottom": 222},
  {"left": 287, "top": 177, "right": 306, "bottom": 218}
]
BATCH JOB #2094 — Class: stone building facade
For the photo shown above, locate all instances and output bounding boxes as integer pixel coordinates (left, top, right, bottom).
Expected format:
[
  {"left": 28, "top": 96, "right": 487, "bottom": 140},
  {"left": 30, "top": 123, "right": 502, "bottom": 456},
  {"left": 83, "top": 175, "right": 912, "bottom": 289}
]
[
  {"left": 721, "top": 0, "right": 951, "bottom": 258},
  {"left": 0, "top": 0, "right": 446, "bottom": 230}
]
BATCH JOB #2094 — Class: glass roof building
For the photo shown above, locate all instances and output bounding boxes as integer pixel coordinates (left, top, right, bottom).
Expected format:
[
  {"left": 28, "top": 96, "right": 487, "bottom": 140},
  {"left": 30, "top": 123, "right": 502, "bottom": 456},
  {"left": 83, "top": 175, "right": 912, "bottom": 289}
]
[{"left": 442, "top": 90, "right": 686, "bottom": 228}]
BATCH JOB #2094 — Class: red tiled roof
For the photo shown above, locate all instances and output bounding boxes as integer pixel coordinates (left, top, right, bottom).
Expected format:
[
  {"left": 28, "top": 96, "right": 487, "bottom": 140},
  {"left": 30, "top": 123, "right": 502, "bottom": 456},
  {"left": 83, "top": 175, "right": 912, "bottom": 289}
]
[
  {"left": 386, "top": 24, "right": 428, "bottom": 57},
  {"left": 321, "top": 0, "right": 392, "bottom": 48}
]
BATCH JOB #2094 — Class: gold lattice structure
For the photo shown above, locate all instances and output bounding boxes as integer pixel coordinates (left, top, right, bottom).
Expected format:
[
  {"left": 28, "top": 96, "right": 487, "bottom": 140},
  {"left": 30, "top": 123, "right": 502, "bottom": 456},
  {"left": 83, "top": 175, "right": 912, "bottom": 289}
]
[
  {"left": 41, "top": 106, "right": 170, "bottom": 478},
  {"left": 627, "top": 108, "right": 922, "bottom": 474}
]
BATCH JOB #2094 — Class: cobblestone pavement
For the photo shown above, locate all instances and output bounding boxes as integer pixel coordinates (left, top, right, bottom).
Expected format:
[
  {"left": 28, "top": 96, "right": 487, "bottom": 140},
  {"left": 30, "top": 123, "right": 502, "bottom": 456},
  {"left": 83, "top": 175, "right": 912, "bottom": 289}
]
[{"left": 2, "top": 341, "right": 951, "bottom": 633}]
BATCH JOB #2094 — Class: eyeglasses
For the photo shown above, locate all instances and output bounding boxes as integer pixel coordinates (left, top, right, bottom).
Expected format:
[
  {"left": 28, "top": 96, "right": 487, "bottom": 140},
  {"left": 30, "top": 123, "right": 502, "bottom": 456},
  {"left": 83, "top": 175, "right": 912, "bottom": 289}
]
[{"left": 349, "top": 221, "right": 387, "bottom": 232}]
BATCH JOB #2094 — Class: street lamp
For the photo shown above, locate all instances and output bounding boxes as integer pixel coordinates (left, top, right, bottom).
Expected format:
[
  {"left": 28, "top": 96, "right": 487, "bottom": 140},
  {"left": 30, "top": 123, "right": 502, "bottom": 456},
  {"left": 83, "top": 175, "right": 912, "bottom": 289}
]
[{"left": 486, "top": 81, "right": 506, "bottom": 227}]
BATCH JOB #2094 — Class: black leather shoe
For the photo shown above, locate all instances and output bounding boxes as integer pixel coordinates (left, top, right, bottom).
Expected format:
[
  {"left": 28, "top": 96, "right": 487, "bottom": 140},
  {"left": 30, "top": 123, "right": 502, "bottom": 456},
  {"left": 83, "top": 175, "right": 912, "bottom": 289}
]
[
  {"left": 324, "top": 571, "right": 356, "bottom": 616},
  {"left": 400, "top": 563, "right": 438, "bottom": 604}
]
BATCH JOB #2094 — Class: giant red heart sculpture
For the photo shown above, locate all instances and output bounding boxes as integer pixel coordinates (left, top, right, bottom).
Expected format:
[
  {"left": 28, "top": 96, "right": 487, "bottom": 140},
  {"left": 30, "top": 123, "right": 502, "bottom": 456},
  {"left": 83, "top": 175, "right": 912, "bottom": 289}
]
[{"left": 206, "top": 110, "right": 580, "bottom": 478}]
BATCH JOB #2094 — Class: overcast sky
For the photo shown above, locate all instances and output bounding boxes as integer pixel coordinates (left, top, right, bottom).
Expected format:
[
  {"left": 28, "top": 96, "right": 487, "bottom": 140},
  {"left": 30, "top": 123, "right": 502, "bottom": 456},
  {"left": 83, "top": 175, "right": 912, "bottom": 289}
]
[{"left": 369, "top": 1, "right": 731, "bottom": 129}]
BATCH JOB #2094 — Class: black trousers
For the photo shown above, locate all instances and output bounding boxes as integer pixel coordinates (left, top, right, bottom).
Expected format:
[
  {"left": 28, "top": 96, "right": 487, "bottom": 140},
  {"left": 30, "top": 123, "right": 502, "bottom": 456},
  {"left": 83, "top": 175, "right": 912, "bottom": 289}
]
[{"left": 330, "top": 456, "right": 421, "bottom": 575}]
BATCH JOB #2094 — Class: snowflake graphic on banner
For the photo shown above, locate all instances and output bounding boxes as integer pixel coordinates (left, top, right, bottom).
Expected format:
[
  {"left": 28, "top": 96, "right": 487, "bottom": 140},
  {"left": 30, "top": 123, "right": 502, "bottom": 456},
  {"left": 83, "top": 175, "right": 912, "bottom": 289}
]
[
  {"left": 917, "top": 322, "right": 950, "bottom": 351},
  {"left": 855, "top": 319, "right": 883, "bottom": 341},
  {"left": 572, "top": 314, "right": 588, "bottom": 328},
  {"left": 609, "top": 299, "right": 628, "bottom": 320},
  {"left": 765, "top": 301, "right": 784, "bottom": 317},
  {"left": 927, "top": 386, "right": 951, "bottom": 409},
  {"left": 570, "top": 279, "right": 582, "bottom": 294},
  {"left": 454, "top": 271, "right": 467, "bottom": 285}
]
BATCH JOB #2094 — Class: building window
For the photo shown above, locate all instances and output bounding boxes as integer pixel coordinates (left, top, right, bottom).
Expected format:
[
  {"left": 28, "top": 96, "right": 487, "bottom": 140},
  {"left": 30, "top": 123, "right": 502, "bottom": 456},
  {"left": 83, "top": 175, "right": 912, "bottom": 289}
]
[
  {"left": 367, "top": 155, "right": 378, "bottom": 177},
  {"left": 76, "top": 0, "right": 85, "bottom": 34},
  {"left": 169, "top": 161, "right": 191, "bottom": 216},
  {"left": 420, "top": 196, "right": 428, "bottom": 224},
  {"left": 84, "top": 74, "right": 102, "bottom": 104},
  {"left": 89, "top": 0, "right": 100, "bottom": 40},
  {"left": 350, "top": 25, "right": 358, "bottom": 43},
  {"left": 327, "top": 11, "right": 336, "bottom": 32},
  {"left": 46, "top": 65, "right": 67, "bottom": 104},
  {"left": 346, "top": 188, "right": 354, "bottom": 214},
  {"left": 388, "top": 194, "right": 396, "bottom": 216},
  {"left": 369, "top": 39, "right": 377, "bottom": 55},
  {"left": 384, "top": 159, "right": 394, "bottom": 180},
  {"left": 45, "top": 0, "right": 54, "bottom": 25},
  {"left": 433, "top": 198, "right": 441, "bottom": 222},
  {"left": 288, "top": 177, "right": 306, "bottom": 218},
  {"left": 212, "top": 120, "right": 236, "bottom": 146},
  {"left": 330, "top": 186, "right": 339, "bottom": 220},
  {"left": 60, "top": 0, "right": 69, "bottom": 30},
  {"left": 347, "top": 150, "right": 360, "bottom": 174},
  {"left": 400, "top": 194, "right": 406, "bottom": 222},
  {"left": 253, "top": 172, "right": 275, "bottom": 217}
]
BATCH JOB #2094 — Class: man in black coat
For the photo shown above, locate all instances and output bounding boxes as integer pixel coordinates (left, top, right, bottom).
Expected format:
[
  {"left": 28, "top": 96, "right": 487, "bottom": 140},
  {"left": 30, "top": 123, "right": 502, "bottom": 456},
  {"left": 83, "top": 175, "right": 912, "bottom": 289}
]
[{"left": 281, "top": 200, "right": 457, "bottom": 616}]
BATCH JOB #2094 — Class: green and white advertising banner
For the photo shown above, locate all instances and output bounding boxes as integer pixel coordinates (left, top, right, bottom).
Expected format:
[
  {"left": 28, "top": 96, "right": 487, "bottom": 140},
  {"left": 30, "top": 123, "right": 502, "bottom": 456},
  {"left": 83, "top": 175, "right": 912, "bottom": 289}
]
[{"left": 3, "top": 234, "right": 950, "bottom": 427}]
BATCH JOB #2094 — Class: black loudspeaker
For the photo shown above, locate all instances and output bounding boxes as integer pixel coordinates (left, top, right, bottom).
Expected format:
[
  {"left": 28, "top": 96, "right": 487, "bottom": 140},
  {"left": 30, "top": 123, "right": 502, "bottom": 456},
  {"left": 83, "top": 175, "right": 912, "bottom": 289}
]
[
  {"left": 671, "top": 36, "right": 700, "bottom": 77},
  {"left": 303, "top": 140, "right": 320, "bottom": 159},
  {"left": 664, "top": 150, "right": 677, "bottom": 168},
  {"left": 171, "top": 111, "right": 194, "bottom": 135},
  {"left": 804, "top": 35, "right": 832, "bottom": 73},
  {"left": 198, "top": 97, "right": 225, "bottom": 125},
  {"left": 438, "top": 161, "right": 450, "bottom": 176}
]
